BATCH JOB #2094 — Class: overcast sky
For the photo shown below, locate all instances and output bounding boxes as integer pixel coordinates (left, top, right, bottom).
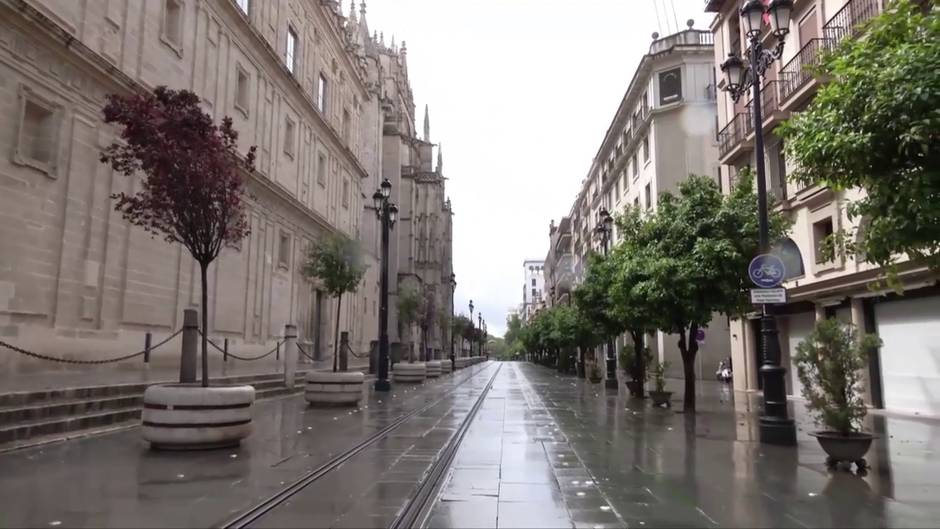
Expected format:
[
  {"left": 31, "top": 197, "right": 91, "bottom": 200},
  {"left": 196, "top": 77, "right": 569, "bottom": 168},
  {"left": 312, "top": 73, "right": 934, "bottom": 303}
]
[{"left": 366, "top": 0, "right": 714, "bottom": 337}]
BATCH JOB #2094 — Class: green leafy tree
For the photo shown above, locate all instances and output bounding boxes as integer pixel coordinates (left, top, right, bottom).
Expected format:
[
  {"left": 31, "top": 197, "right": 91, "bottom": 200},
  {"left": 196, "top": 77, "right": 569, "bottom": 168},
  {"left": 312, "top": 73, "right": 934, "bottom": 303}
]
[
  {"left": 609, "top": 207, "right": 658, "bottom": 396},
  {"left": 452, "top": 314, "right": 472, "bottom": 356},
  {"left": 573, "top": 253, "right": 622, "bottom": 376},
  {"left": 794, "top": 319, "right": 882, "bottom": 435},
  {"left": 504, "top": 313, "right": 524, "bottom": 349},
  {"left": 397, "top": 287, "right": 421, "bottom": 361},
  {"left": 778, "top": 2, "right": 940, "bottom": 280},
  {"left": 303, "top": 233, "right": 367, "bottom": 372},
  {"left": 634, "top": 175, "right": 787, "bottom": 411},
  {"left": 417, "top": 286, "right": 438, "bottom": 361}
]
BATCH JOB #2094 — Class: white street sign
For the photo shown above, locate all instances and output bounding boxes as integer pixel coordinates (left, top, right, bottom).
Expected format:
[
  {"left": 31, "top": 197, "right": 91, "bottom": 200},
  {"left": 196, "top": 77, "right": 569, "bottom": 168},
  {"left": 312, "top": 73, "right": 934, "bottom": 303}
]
[{"left": 750, "top": 288, "right": 787, "bottom": 304}]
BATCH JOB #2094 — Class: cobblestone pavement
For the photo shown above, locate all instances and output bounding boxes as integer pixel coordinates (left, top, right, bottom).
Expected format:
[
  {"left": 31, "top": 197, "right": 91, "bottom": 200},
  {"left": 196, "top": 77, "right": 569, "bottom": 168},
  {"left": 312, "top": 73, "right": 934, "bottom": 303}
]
[{"left": 429, "top": 362, "right": 938, "bottom": 528}]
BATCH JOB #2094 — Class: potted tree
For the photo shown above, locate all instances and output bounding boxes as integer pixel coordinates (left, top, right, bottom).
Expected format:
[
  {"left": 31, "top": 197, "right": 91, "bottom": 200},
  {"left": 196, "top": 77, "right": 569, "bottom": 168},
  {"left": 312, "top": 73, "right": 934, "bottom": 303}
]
[
  {"left": 101, "top": 87, "right": 257, "bottom": 449},
  {"left": 301, "top": 233, "right": 368, "bottom": 406},
  {"left": 589, "top": 361, "right": 603, "bottom": 384},
  {"left": 621, "top": 346, "right": 653, "bottom": 397},
  {"left": 795, "top": 318, "right": 881, "bottom": 471},
  {"left": 394, "top": 287, "right": 426, "bottom": 382},
  {"left": 419, "top": 287, "right": 442, "bottom": 378},
  {"left": 649, "top": 361, "right": 672, "bottom": 407}
]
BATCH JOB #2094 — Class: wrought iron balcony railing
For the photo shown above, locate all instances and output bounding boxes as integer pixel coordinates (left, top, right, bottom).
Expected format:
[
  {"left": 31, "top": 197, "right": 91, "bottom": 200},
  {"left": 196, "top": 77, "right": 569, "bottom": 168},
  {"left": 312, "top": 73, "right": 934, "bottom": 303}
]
[
  {"left": 824, "top": 0, "right": 881, "bottom": 45},
  {"left": 780, "top": 37, "right": 832, "bottom": 101},
  {"left": 718, "top": 111, "right": 750, "bottom": 159}
]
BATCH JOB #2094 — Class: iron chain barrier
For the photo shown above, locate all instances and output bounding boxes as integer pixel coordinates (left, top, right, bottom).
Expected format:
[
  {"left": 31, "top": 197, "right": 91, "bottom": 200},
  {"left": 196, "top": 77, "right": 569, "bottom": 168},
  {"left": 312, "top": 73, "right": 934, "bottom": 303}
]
[
  {"left": 199, "top": 330, "right": 284, "bottom": 362},
  {"left": 0, "top": 329, "right": 182, "bottom": 365}
]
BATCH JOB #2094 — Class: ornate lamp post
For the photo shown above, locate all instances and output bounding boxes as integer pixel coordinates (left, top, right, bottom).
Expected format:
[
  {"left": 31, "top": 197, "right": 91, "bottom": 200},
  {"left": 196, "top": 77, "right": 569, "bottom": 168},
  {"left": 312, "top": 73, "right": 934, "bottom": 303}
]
[
  {"left": 468, "top": 299, "right": 474, "bottom": 357},
  {"left": 594, "top": 208, "right": 617, "bottom": 389},
  {"left": 720, "top": 0, "right": 796, "bottom": 446},
  {"left": 449, "top": 273, "right": 457, "bottom": 371},
  {"left": 372, "top": 178, "right": 398, "bottom": 392},
  {"left": 478, "top": 313, "right": 483, "bottom": 357}
]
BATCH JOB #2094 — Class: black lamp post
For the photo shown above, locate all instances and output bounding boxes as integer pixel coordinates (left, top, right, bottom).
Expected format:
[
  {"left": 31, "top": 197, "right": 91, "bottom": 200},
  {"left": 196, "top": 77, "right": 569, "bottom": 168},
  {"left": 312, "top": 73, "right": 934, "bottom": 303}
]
[
  {"left": 373, "top": 178, "right": 398, "bottom": 392},
  {"left": 468, "top": 299, "right": 474, "bottom": 357},
  {"left": 449, "top": 273, "right": 457, "bottom": 371},
  {"left": 482, "top": 319, "right": 487, "bottom": 358},
  {"left": 477, "top": 313, "right": 483, "bottom": 357},
  {"left": 720, "top": 0, "right": 796, "bottom": 446},
  {"left": 595, "top": 208, "right": 617, "bottom": 389}
]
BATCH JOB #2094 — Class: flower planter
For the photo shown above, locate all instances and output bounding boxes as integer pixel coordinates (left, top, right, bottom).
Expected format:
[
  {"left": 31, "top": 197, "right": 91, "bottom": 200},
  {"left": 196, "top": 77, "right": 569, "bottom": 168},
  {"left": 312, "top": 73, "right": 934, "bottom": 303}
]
[
  {"left": 142, "top": 384, "right": 255, "bottom": 450},
  {"left": 425, "top": 360, "right": 442, "bottom": 378},
  {"left": 649, "top": 390, "right": 672, "bottom": 407},
  {"left": 393, "top": 362, "right": 427, "bottom": 383},
  {"left": 304, "top": 371, "right": 365, "bottom": 407},
  {"left": 441, "top": 359, "right": 453, "bottom": 374},
  {"left": 811, "top": 431, "right": 875, "bottom": 471}
]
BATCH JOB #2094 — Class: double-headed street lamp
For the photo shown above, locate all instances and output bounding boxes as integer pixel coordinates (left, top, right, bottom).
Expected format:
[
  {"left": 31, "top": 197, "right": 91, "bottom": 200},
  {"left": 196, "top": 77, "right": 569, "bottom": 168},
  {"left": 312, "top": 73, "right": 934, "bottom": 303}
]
[
  {"left": 720, "top": 0, "right": 796, "bottom": 446},
  {"left": 373, "top": 178, "right": 399, "bottom": 392},
  {"left": 449, "top": 273, "right": 457, "bottom": 370},
  {"left": 595, "top": 208, "right": 617, "bottom": 389}
]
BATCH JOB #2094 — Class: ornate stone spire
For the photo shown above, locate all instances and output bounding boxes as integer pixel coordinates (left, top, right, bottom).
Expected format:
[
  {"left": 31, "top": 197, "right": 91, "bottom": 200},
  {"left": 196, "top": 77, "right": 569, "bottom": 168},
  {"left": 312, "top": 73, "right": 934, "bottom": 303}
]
[
  {"left": 437, "top": 143, "right": 443, "bottom": 174},
  {"left": 423, "top": 104, "right": 430, "bottom": 142}
]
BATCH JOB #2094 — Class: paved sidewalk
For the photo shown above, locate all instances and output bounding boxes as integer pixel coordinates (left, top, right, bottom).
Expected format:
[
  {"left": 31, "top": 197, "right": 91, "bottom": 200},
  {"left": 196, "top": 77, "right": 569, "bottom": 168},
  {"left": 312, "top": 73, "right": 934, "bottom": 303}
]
[
  {"left": 0, "top": 363, "right": 492, "bottom": 528},
  {"left": 511, "top": 363, "right": 940, "bottom": 528}
]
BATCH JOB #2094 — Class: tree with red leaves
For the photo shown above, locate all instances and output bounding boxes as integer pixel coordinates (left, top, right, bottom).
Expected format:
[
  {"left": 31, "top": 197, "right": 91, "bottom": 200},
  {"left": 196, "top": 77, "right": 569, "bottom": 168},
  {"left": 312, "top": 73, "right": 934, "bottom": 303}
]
[{"left": 100, "top": 86, "right": 256, "bottom": 387}]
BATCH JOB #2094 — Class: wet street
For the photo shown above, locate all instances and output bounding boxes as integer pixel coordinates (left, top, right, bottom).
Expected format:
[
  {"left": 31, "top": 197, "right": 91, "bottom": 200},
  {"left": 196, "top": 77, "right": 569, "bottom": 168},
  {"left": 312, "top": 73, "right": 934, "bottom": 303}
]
[{"left": 1, "top": 361, "right": 939, "bottom": 528}]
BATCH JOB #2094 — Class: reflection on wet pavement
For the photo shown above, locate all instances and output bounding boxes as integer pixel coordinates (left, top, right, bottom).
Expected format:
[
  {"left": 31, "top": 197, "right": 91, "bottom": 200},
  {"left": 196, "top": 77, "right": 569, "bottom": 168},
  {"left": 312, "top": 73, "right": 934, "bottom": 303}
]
[
  {"left": 435, "top": 362, "right": 939, "bottom": 529},
  {"left": 0, "top": 364, "right": 497, "bottom": 528}
]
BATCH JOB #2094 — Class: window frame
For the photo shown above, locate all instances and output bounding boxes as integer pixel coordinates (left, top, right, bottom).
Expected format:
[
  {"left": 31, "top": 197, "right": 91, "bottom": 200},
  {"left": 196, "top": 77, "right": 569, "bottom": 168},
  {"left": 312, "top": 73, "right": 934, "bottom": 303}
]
[
  {"left": 283, "top": 116, "right": 296, "bottom": 159},
  {"left": 234, "top": 64, "right": 250, "bottom": 117},
  {"left": 160, "top": 0, "right": 185, "bottom": 57},
  {"left": 13, "top": 85, "right": 61, "bottom": 178},
  {"left": 317, "top": 73, "right": 328, "bottom": 114},
  {"left": 286, "top": 25, "right": 298, "bottom": 74},
  {"left": 277, "top": 231, "right": 291, "bottom": 270}
]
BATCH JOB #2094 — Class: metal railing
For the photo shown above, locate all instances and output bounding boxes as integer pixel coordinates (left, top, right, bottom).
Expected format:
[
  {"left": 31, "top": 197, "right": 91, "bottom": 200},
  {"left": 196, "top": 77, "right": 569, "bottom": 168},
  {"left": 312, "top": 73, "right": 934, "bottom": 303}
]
[
  {"left": 761, "top": 80, "right": 782, "bottom": 119},
  {"left": 780, "top": 38, "right": 832, "bottom": 101},
  {"left": 824, "top": 0, "right": 881, "bottom": 45},
  {"left": 718, "top": 111, "right": 751, "bottom": 159}
]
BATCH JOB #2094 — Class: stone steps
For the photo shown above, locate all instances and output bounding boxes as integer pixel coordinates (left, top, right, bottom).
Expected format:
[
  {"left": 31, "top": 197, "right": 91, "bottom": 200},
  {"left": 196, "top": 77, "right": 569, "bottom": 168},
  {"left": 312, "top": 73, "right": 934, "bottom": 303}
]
[{"left": 0, "top": 371, "right": 309, "bottom": 452}]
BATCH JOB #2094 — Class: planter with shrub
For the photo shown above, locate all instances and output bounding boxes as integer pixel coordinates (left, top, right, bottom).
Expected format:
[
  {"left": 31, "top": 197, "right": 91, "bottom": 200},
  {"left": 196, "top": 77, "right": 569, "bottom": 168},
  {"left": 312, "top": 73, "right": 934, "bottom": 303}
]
[{"left": 648, "top": 361, "right": 671, "bottom": 407}]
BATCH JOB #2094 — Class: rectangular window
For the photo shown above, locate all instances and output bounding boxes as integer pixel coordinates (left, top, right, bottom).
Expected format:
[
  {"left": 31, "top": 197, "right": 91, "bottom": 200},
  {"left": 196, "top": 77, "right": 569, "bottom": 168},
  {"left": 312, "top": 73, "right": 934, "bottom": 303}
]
[
  {"left": 235, "top": 68, "right": 250, "bottom": 114},
  {"left": 236, "top": 0, "right": 249, "bottom": 15},
  {"left": 642, "top": 136, "right": 650, "bottom": 162},
  {"left": 634, "top": 197, "right": 640, "bottom": 209},
  {"left": 162, "top": 0, "right": 183, "bottom": 52},
  {"left": 284, "top": 117, "right": 295, "bottom": 158},
  {"left": 531, "top": 288, "right": 537, "bottom": 298},
  {"left": 317, "top": 153, "right": 327, "bottom": 186},
  {"left": 278, "top": 231, "right": 291, "bottom": 269},
  {"left": 317, "top": 73, "right": 328, "bottom": 113},
  {"left": 813, "top": 218, "right": 835, "bottom": 264},
  {"left": 342, "top": 179, "right": 349, "bottom": 208},
  {"left": 17, "top": 97, "right": 57, "bottom": 170},
  {"left": 645, "top": 183, "right": 652, "bottom": 210},
  {"left": 342, "top": 109, "right": 351, "bottom": 143},
  {"left": 531, "top": 278, "right": 536, "bottom": 287},
  {"left": 632, "top": 154, "right": 638, "bottom": 177},
  {"left": 286, "top": 26, "right": 297, "bottom": 73}
]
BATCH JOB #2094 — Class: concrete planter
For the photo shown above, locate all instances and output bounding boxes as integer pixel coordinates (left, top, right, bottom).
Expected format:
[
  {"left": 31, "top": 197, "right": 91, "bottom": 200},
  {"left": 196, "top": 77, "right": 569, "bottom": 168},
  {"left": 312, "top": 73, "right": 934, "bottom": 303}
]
[
  {"left": 426, "top": 361, "right": 442, "bottom": 378},
  {"left": 142, "top": 384, "right": 254, "bottom": 450},
  {"left": 649, "top": 390, "right": 672, "bottom": 408},
  {"left": 440, "top": 360, "right": 453, "bottom": 374},
  {"left": 811, "top": 431, "right": 874, "bottom": 471},
  {"left": 393, "top": 362, "right": 426, "bottom": 383},
  {"left": 304, "top": 371, "right": 365, "bottom": 407},
  {"left": 454, "top": 358, "right": 468, "bottom": 369}
]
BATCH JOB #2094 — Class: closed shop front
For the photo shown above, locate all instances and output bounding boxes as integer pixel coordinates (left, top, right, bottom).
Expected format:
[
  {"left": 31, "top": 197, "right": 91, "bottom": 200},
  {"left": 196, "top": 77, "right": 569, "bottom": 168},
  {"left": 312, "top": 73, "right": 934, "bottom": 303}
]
[{"left": 875, "top": 296, "right": 940, "bottom": 416}]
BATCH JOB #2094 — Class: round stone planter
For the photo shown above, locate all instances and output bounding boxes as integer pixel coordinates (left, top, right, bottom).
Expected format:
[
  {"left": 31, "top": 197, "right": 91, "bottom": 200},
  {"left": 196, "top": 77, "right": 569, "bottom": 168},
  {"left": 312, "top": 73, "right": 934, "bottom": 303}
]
[
  {"left": 142, "top": 384, "right": 255, "bottom": 450},
  {"left": 305, "top": 371, "right": 365, "bottom": 407},
  {"left": 393, "top": 362, "right": 427, "bottom": 383},
  {"left": 649, "top": 390, "right": 672, "bottom": 408},
  {"left": 811, "top": 431, "right": 875, "bottom": 471},
  {"left": 441, "top": 360, "right": 453, "bottom": 374},
  {"left": 426, "top": 361, "right": 442, "bottom": 378},
  {"left": 455, "top": 357, "right": 468, "bottom": 369}
]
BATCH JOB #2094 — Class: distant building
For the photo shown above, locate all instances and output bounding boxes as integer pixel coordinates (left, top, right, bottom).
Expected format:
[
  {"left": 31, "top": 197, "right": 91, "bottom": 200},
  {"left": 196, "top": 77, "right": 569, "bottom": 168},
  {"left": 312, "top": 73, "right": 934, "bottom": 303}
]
[{"left": 521, "top": 260, "right": 545, "bottom": 323}]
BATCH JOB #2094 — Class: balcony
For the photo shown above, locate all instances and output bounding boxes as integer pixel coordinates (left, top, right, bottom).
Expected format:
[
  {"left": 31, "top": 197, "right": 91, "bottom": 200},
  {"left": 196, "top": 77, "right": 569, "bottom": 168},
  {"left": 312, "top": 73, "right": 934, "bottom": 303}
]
[
  {"left": 718, "top": 111, "right": 752, "bottom": 163},
  {"left": 744, "top": 80, "right": 787, "bottom": 137},
  {"left": 824, "top": 0, "right": 881, "bottom": 45},
  {"left": 779, "top": 37, "right": 832, "bottom": 109},
  {"left": 648, "top": 29, "right": 714, "bottom": 55}
]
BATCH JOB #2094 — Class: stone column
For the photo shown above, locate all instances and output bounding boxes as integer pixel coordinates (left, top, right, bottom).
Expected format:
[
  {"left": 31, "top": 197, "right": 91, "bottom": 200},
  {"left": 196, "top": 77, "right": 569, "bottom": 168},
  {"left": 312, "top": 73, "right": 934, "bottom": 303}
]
[
  {"left": 179, "top": 309, "right": 198, "bottom": 383},
  {"left": 283, "top": 324, "right": 298, "bottom": 389},
  {"left": 849, "top": 297, "right": 874, "bottom": 405}
]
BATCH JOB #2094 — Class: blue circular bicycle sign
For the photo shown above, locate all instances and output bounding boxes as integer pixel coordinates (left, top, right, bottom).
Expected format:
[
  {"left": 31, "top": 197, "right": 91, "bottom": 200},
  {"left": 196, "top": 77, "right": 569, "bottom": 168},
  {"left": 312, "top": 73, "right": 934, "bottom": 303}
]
[{"left": 748, "top": 254, "right": 786, "bottom": 288}]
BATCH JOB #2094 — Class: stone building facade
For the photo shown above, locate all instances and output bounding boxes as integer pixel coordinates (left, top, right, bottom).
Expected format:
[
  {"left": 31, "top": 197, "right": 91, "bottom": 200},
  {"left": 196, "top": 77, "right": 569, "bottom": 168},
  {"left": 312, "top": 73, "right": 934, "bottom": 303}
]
[
  {"left": 0, "top": 0, "right": 453, "bottom": 375},
  {"left": 707, "top": 0, "right": 940, "bottom": 417}
]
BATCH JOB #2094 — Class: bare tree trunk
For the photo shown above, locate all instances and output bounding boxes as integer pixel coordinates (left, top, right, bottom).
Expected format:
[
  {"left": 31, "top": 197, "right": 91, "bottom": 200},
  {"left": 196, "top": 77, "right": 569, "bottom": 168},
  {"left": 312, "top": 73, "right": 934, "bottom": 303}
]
[
  {"left": 200, "top": 261, "right": 210, "bottom": 388},
  {"left": 678, "top": 325, "right": 699, "bottom": 412},
  {"left": 632, "top": 330, "right": 646, "bottom": 398},
  {"left": 332, "top": 293, "right": 342, "bottom": 373}
]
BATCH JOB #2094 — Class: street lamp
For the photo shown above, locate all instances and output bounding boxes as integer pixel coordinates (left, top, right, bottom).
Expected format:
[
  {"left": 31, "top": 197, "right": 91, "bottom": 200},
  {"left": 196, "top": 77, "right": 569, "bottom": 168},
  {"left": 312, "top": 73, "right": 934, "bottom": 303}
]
[
  {"left": 373, "top": 178, "right": 398, "bottom": 392},
  {"left": 477, "top": 313, "right": 483, "bottom": 357},
  {"left": 468, "top": 300, "right": 474, "bottom": 357},
  {"left": 449, "top": 273, "right": 457, "bottom": 371},
  {"left": 594, "top": 208, "right": 617, "bottom": 389},
  {"left": 720, "top": 0, "right": 796, "bottom": 446}
]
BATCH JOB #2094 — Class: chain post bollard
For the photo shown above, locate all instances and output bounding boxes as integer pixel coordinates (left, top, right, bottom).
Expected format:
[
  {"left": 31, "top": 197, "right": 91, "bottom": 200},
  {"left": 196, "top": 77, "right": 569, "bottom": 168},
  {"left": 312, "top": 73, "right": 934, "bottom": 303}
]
[
  {"left": 180, "top": 309, "right": 198, "bottom": 383},
  {"left": 339, "top": 332, "right": 349, "bottom": 372},
  {"left": 144, "top": 332, "right": 152, "bottom": 364},
  {"left": 223, "top": 338, "right": 229, "bottom": 363},
  {"left": 283, "top": 324, "right": 297, "bottom": 389}
]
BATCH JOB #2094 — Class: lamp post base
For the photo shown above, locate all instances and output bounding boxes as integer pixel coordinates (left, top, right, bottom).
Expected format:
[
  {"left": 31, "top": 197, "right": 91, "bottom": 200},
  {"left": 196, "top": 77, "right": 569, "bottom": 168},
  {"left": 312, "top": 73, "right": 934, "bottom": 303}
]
[
  {"left": 759, "top": 416, "right": 797, "bottom": 445},
  {"left": 374, "top": 379, "right": 391, "bottom": 392}
]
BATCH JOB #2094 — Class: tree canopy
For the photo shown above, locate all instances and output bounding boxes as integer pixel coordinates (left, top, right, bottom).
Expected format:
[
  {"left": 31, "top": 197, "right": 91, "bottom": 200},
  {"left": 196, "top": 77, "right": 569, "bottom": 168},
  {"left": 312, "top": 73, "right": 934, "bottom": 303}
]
[
  {"left": 303, "top": 233, "right": 367, "bottom": 298},
  {"left": 778, "top": 2, "right": 940, "bottom": 276}
]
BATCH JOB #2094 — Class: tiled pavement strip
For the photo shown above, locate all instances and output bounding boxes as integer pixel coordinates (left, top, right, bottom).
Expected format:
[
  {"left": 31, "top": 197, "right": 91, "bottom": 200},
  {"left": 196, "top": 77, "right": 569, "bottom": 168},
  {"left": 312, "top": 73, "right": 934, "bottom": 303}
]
[{"left": 427, "top": 362, "right": 940, "bottom": 529}]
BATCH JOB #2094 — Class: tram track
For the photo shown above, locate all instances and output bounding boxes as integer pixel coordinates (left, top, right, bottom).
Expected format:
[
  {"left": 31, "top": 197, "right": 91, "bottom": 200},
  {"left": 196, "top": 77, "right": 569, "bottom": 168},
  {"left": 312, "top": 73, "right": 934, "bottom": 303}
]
[{"left": 219, "top": 362, "right": 501, "bottom": 529}]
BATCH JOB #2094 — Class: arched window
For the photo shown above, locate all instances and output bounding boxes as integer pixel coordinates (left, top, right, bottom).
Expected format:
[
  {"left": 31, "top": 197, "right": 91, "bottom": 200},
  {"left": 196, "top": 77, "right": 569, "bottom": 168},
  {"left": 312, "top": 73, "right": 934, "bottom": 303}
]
[{"left": 772, "top": 238, "right": 805, "bottom": 280}]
